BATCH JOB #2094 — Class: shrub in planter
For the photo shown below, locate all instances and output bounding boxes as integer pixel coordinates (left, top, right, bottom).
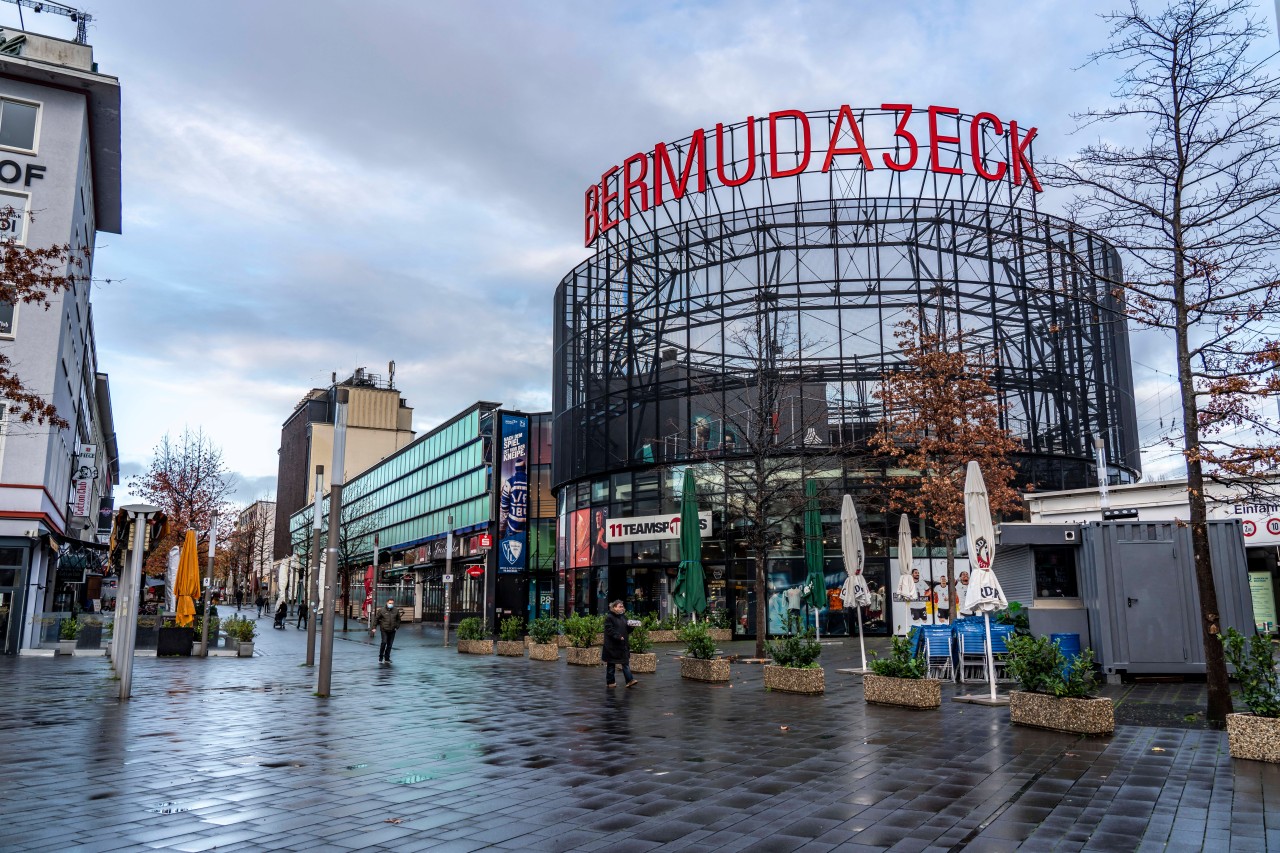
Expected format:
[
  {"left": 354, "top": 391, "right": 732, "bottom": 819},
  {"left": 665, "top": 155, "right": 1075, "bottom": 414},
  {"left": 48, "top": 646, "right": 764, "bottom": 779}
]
[
  {"left": 456, "top": 617, "right": 494, "bottom": 655},
  {"left": 527, "top": 616, "right": 561, "bottom": 661},
  {"left": 764, "top": 627, "right": 824, "bottom": 694},
  {"left": 1220, "top": 627, "right": 1280, "bottom": 762},
  {"left": 496, "top": 616, "right": 526, "bottom": 656},
  {"left": 58, "top": 617, "right": 80, "bottom": 655},
  {"left": 628, "top": 619, "right": 657, "bottom": 673},
  {"left": 865, "top": 636, "right": 940, "bottom": 709},
  {"left": 1005, "top": 634, "right": 1112, "bottom": 735},
  {"left": 564, "top": 614, "right": 604, "bottom": 649},
  {"left": 678, "top": 621, "right": 729, "bottom": 682}
]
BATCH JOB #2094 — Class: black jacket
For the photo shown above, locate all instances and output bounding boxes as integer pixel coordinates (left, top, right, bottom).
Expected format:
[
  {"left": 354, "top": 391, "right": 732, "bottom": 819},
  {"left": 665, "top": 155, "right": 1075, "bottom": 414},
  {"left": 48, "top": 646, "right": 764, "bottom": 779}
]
[
  {"left": 374, "top": 605, "right": 401, "bottom": 632},
  {"left": 603, "top": 611, "right": 630, "bottom": 663}
]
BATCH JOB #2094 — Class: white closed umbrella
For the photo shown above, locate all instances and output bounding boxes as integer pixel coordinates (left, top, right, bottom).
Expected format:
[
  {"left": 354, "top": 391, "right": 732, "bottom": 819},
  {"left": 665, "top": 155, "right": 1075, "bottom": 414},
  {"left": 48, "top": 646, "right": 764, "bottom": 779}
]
[
  {"left": 894, "top": 512, "right": 917, "bottom": 597},
  {"left": 839, "top": 495, "right": 870, "bottom": 670},
  {"left": 963, "top": 461, "right": 1006, "bottom": 702}
]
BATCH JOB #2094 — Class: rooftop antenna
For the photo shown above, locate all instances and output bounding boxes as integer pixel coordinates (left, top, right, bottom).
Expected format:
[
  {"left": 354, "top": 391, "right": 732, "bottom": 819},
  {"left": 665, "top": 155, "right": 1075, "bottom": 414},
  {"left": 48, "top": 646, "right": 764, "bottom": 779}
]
[
  {"left": 0, "top": 0, "right": 92, "bottom": 44},
  {"left": 388, "top": 360, "right": 395, "bottom": 389}
]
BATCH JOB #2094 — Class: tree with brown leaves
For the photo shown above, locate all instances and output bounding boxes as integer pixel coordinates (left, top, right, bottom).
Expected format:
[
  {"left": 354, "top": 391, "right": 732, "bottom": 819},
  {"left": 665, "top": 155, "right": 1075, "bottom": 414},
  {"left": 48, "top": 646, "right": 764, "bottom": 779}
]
[
  {"left": 1047, "top": 0, "right": 1280, "bottom": 723},
  {"left": 132, "top": 429, "right": 236, "bottom": 575},
  {"left": 869, "top": 318, "right": 1025, "bottom": 606},
  {"left": 0, "top": 205, "right": 89, "bottom": 427}
]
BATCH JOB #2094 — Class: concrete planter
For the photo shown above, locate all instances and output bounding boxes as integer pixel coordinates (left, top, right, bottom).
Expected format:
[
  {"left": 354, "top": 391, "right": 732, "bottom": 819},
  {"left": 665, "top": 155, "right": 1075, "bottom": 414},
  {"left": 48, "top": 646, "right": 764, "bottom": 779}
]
[
  {"left": 630, "top": 652, "right": 657, "bottom": 673},
  {"left": 764, "top": 665, "right": 825, "bottom": 695},
  {"left": 649, "top": 630, "right": 679, "bottom": 643},
  {"left": 1225, "top": 713, "right": 1280, "bottom": 762},
  {"left": 709, "top": 628, "right": 732, "bottom": 643},
  {"left": 863, "top": 674, "right": 941, "bottom": 709},
  {"left": 529, "top": 642, "right": 559, "bottom": 661},
  {"left": 495, "top": 640, "right": 525, "bottom": 657},
  {"left": 1009, "top": 691, "right": 1115, "bottom": 736},
  {"left": 237, "top": 641, "right": 254, "bottom": 658},
  {"left": 556, "top": 635, "right": 570, "bottom": 648},
  {"left": 680, "top": 657, "right": 730, "bottom": 682},
  {"left": 457, "top": 639, "right": 494, "bottom": 655},
  {"left": 57, "top": 640, "right": 76, "bottom": 656},
  {"left": 567, "top": 646, "right": 602, "bottom": 666}
]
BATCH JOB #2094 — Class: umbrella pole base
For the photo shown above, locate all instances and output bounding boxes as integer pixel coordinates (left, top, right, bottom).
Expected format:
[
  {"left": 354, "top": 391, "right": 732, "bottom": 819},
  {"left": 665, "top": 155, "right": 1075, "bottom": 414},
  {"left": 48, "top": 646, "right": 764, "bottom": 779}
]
[{"left": 951, "top": 694, "right": 1011, "bottom": 707}]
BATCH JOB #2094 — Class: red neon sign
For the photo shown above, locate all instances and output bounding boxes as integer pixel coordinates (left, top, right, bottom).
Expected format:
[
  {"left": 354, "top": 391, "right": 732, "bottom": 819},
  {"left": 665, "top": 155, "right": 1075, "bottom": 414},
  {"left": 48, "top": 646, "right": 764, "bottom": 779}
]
[{"left": 584, "top": 103, "right": 1042, "bottom": 246}]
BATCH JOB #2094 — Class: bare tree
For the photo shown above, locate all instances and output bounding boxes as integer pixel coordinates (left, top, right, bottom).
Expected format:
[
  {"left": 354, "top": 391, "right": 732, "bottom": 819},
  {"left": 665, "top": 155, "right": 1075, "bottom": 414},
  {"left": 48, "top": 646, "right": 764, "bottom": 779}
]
[
  {"left": 336, "top": 498, "right": 377, "bottom": 632},
  {"left": 1046, "top": 0, "right": 1280, "bottom": 723},
  {"left": 869, "top": 317, "right": 1026, "bottom": 602},
  {"left": 679, "top": 301, "right": 850, "bottom": 658}
]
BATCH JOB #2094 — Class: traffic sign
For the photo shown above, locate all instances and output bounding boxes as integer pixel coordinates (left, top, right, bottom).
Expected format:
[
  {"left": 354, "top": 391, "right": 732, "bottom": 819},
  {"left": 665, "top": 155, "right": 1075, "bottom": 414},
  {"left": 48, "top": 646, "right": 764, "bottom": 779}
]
[
  {"left": 442, "top": 574, "right": 454, "bottom": 583},
  {"left": 467, "top": 566, "right": 484, "bottom": 578}
]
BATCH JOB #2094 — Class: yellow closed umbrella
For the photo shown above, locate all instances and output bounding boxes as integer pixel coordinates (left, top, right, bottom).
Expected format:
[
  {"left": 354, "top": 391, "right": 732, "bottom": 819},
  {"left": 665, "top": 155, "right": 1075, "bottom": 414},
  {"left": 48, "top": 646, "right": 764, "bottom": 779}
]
[{"left": 174, "top": 529, "right": 201, "bottom": 627}]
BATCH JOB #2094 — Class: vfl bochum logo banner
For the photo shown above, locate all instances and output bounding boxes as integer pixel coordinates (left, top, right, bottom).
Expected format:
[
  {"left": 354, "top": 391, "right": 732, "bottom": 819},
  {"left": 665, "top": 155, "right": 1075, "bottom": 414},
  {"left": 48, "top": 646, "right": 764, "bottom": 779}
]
[{"left": 498, "top": 414, "right": 529, "bottom": 573}]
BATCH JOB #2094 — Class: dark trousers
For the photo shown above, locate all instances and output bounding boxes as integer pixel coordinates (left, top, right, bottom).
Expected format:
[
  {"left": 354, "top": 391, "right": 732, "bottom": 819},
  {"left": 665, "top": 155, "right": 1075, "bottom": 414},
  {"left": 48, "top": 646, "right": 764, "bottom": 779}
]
[
  {"left": 379, "top": 629, "right": 396, "bottom": 660},
  {"left": 605, "top": 659, "right": 634, "bottom": 685},
  {"left": 296, "top": 612, "right": 307, "bottom": 629}
]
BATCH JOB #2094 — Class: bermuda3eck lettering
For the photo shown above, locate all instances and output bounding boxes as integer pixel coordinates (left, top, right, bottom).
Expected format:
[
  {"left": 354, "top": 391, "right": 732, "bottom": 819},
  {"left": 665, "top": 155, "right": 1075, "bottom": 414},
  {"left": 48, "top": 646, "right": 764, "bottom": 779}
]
[{"left": 584, "top": 103, "right": 1041, "bottom": 246}]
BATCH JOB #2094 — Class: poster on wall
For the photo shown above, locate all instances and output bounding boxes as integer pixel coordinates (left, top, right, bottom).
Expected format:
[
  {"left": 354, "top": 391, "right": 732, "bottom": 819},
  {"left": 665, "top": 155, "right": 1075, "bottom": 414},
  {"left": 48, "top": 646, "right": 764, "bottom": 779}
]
[
  {"left": 887, "top": 558, "right": 951, "bottom": 635},
  {"left": 1250, "top": 572, "right": 1277, "bottom": 633},
  {"left": 589, "top": 508, "right": 608, "bottom": 565},
  {"left": 497, "top": 414, "right": 529, "bottom": 574}
]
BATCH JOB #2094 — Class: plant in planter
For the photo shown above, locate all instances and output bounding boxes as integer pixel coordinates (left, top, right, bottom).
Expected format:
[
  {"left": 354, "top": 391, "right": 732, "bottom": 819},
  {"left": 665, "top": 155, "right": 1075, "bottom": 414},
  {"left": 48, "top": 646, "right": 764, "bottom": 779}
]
[
  {"left": 678, "top": 621, "right": 729, "bottom": 682},
  {"left": 57, "top": 617, "right": 81, "bottom": 655},
  {"left": 496, "top": 616, "right": 526, "bottom": 657},
  {"left": 527, "top": 616, "right": 561, "bottom": 661},
  {"left": 1220, "top": 627, "right": 1280, "bottom": 762},
  {"left": 564, "top": 614, "right": 603, "bottom": 665},
  {"left": 764, "top": 624, "right": 824, "bottom": 694},
  {"left": 865, "top": 636, "right": 940, "bottom": 709},
  {"left": 456, "top": 617, "right": 494, "bottom": 655},
  {"left": 628, "top": 618, "right": 657, "bottom": 673},
  {"left": 231, "top": 615, "right": 257, "bottom": 656},
  {"left": 706, "top": 608, "right": 734, "bottom": 641},
  {"left": 1005, "top": 634, "right": 1113, "bottom": 735},
  {"left": 648, "top": 613, "right": 685, "bottom": 643}
]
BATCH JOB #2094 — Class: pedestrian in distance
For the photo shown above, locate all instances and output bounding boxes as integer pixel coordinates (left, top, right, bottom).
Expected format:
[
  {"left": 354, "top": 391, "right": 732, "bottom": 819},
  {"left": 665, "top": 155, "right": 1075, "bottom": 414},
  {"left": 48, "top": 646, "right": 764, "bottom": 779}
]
[
  {"left": 273, "top": 600, "right": 287, "bottom": 629},
  {"left": 296, "top": 601, "right": 308, "bottom": 630},
  {"left": 603, "top": 599, "right": 638, "bottom": 688},
  {"left": 256, "top": 594, "right": 266, "bottom": 618},
  {"left": 234, "top": 589, "right": 243, "bottom": 611},
  {"left": 374, "top": 598, "right": 401, "bottom": 664}
]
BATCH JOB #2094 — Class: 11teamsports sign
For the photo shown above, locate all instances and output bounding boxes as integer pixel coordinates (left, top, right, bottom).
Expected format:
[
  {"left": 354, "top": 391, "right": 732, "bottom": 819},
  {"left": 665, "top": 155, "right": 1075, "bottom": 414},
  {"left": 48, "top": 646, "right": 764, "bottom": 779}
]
[{"left": 584, "top": 104, "right": 1042, "bottom": 246}]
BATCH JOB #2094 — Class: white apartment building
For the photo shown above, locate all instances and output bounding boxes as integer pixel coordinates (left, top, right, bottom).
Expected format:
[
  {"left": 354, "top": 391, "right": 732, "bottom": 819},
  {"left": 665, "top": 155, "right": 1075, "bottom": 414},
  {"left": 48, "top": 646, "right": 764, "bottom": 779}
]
[{"left": 0, "top": 28, "right": 121, "bottom": 653}]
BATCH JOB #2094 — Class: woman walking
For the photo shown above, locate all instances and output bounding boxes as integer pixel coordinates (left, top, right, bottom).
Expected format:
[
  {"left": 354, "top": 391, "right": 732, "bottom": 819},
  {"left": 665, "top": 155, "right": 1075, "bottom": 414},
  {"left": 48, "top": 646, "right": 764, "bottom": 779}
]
[{"left": 603, "top": 600, "right": 638, "bottom": 689}]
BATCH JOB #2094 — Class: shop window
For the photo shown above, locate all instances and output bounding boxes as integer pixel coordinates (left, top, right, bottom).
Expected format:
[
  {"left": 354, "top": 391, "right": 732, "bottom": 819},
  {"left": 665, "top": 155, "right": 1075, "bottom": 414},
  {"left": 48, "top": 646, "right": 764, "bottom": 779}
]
[
  {"left": 0, "top": 98, "right": 38, "bottom": 152},
  {"left": 1033, "top": 546, "right": 1079, "bottom": 598}
]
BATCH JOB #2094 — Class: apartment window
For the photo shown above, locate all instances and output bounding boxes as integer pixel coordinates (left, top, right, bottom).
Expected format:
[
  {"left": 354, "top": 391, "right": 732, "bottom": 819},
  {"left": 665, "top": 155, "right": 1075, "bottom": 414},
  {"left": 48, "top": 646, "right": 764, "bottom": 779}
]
[{"left": 0, "top": 98, "right": 38, "bottom": 152}]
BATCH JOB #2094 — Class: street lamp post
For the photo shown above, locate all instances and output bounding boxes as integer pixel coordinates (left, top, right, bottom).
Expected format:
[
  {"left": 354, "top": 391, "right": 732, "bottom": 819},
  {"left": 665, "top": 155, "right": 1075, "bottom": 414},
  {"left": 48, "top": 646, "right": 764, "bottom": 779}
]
[
  {"left": 305, "top": 465, "right": 324, "bottom": 667},
  {"left": 197, "top": 512, "right": 218, "bottom": 657},
  {"left": 317, "top": 389, "right": 349, "bottom": 697},
  {"left": 115, "top": 504, "right": 158, "bottom": 701}
]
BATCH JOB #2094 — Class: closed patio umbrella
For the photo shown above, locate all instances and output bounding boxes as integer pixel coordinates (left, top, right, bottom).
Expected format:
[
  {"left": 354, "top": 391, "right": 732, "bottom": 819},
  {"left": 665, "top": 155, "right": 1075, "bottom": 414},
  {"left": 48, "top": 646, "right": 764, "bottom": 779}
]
[
  {"left": 802, "top": 480, "right": 826, "bottom": 639},
  {"left": 671, "top": 468, "right": 707, "bottom": 618},
  {"left": 174, "top": 529, "right": 201, "bottom": 628},
  {"left": 839, "top": 494, "right": 870, "bottom": 670},
  {"left": 963, "top": 460, "right": 1007, "bottom": 702}
]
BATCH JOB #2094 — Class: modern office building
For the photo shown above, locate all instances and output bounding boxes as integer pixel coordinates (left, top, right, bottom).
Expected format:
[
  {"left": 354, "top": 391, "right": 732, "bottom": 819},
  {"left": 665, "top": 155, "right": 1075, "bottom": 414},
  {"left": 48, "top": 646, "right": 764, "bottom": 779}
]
[
  {"left": 0, "top": 27, "right": 121, "bottom": 653},
  {"left": 288, "top": 402, "right": 555, "bottom": 626},
  {"left": 272, "top": 366, "right": 415, "bottom": 562},
  {"left": 553, "top": 104, "right": 1139, "bottom": 639}
]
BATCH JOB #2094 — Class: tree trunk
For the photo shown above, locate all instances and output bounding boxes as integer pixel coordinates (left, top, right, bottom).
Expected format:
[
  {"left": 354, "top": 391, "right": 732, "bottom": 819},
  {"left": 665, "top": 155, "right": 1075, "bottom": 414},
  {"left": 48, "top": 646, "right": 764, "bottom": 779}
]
[{"left": 754, "top": 550, "right": 767, "bottom": 659}]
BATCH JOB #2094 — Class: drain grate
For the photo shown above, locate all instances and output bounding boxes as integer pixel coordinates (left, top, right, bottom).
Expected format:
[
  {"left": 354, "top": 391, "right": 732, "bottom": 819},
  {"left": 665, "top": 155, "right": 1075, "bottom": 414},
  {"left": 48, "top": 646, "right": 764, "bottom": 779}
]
[{"left": 146, "top": 802, "right": 188, "bottom": 814}]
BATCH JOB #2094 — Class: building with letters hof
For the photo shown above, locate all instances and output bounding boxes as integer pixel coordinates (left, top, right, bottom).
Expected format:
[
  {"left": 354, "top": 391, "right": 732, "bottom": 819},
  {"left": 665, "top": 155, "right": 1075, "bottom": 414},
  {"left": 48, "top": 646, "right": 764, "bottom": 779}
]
[{"left": 552, "top": 104, "right": 1140, "bottom": 640}]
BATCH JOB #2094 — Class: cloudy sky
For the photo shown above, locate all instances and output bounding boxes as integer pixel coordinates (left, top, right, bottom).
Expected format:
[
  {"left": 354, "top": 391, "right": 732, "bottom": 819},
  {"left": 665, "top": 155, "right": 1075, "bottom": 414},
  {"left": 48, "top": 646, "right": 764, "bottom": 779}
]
[{"left": 8, "top": 0, "right": 1268, "bottom": 506}]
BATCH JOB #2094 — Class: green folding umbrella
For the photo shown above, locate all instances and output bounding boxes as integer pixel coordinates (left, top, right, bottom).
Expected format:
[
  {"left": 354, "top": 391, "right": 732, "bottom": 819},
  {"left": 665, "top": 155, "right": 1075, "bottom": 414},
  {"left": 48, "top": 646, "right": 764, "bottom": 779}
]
[
  {"left": 802, "top": 480, "right": 826, "bottom": 638},
  {"left": 671, "top": 468, "right": 707, "bottom": 618}
]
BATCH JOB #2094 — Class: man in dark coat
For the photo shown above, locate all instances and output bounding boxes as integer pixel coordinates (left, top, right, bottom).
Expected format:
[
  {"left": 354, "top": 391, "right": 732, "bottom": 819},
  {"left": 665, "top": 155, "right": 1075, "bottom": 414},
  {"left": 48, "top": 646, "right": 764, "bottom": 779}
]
[
  {"left": 374, "top": 599, "right": 401, "bottom": 664},
  {"left": 603, "top": 600, "right": 638, "bottom": 688}
]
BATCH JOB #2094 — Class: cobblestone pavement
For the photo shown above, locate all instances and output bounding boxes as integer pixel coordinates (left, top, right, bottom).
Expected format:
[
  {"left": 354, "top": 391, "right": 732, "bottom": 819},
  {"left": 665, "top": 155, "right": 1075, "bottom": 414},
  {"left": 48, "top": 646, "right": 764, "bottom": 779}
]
[{"left": 1, "top": 617, "right": 1277, "bottom": 852}]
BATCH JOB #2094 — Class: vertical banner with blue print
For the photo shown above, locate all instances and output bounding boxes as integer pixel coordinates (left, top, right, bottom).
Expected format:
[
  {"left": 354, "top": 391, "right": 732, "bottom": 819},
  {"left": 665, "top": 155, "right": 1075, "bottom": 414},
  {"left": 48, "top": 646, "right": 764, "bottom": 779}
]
[{"left": 497, "top": 414, "right": 529, "bottom": 573}]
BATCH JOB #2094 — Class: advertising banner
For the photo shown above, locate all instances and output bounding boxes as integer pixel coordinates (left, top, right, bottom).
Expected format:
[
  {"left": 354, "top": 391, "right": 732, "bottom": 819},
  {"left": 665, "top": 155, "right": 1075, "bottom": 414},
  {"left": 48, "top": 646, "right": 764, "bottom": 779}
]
[
  {"left": 497, "top": 414, "right": 529, "bottom": 574},
  {"left": 571, "top": 508, "right": 590, "bottom": 568},
  {"left": 604, "top": 511, "right": 712, "bottom": 543}
]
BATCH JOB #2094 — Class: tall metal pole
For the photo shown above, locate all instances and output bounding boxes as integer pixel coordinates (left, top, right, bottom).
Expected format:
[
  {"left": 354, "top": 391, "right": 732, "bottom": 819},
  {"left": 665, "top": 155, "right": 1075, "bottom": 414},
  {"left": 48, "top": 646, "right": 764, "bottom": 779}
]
[
  {"left": 443, "top": 515, "right": 453, "bottom": 647},
  {"left": 317, "top": 389, "right": 348, "bottom": 697},
  {"left": 305, "top": 465, "right": 324, "bottom": 667},
  {"left": 117, "top": 505, "right": 157, "bottom": 701},
  {"left": 198, "top": 512, "right": 218, "bottom": 656},
  {"left": 369, "top": 534, "right": 379, "bottom": 636},
  {"left": 1094, "top": 435, "right": 1110, "bottom": 510}
]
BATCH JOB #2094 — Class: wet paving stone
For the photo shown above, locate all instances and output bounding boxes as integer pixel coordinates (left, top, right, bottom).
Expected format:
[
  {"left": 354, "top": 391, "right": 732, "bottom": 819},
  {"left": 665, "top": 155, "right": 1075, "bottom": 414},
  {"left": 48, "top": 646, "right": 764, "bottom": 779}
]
[{"left": 1, "top": 622, "right": 1276, "bottom": 850}]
